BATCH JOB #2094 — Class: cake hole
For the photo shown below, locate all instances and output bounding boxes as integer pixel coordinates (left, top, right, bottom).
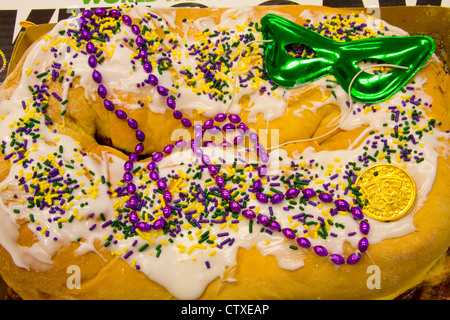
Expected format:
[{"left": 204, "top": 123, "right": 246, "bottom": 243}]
[
  {"left": 94, "top": 132, "right": 113, "bottom": 150},
  {"left": 94, "top": 132, "right": 149, "bottom": 160}
]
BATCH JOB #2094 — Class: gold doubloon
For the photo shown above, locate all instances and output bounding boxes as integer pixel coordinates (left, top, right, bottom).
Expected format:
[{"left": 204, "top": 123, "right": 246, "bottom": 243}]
[{"left": 355, "top": 164, "right": 416, "bottom": 222}]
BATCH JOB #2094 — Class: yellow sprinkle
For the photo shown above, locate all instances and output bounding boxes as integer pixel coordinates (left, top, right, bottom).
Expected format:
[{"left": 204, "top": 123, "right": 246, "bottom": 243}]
[
  {"left": 228, "top": 222, "right": 238, "bottom": 232},
  {"left": 418, "top": 125, "right": 428, "bottom": 131},
  {"left": 41, "top": 226, "right": 48, "bottom": 234},
  {"left": 179, "top": 182, "right": 189, "bottom": 189},
  {"left": 68, "top": 41, "right": 80, "bottom": 52},
  {"left": 188, "top": 243, "right": 207, "bottom": 254},
  {"left": 203, "top": 179, "right": 216, "bottom": 187},
  {"left": 115, "top": 233, "right": 123, "bottom": 240}
]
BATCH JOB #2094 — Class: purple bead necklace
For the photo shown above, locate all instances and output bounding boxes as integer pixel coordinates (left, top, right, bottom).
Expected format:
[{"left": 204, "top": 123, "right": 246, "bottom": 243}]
[{"left": 78, "top": 7, "right": 369, "bottom": 265}]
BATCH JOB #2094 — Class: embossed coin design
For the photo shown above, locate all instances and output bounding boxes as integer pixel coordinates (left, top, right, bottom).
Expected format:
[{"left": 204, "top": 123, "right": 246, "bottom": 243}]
[{"left": 355, "top": 164, "right": 417, "bottom": 221}]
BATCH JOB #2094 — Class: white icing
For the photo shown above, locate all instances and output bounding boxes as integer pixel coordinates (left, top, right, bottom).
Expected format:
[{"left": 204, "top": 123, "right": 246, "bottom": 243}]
[{"left": 0, "top": 5, "right": 448, "bottom": 300}]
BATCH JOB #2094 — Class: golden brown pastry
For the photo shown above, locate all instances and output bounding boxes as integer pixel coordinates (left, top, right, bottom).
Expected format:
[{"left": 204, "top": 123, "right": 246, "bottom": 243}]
[{"left": 0, "top": 4, "right": 449, "bottom": 300}]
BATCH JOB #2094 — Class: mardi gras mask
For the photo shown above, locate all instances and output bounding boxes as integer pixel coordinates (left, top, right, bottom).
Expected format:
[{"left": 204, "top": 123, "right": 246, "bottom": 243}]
[{"left": 261, "top": 14, "right": 435, "bottom": 103}]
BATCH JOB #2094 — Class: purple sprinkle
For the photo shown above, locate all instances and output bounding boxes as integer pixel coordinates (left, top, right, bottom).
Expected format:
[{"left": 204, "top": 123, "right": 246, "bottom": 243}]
[
  {"left": 52, "top": 92, "right": 62, "bottom": 102},
  {"left": 102, "top": 220, "right": 112, "bottom": 228},
  {"left": 217, "top": 232, "right": 229, "bottom": 237},
  {"left": 124, "top": 250, "right": 133, "bottom": 259},
  {"left": 292, "top": 213, "right": 305, "bottom": 220}
]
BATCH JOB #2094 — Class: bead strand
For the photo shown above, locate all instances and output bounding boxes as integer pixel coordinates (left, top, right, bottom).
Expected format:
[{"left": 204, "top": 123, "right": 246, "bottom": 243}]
[{"left": 77, "top": 7, "right": 370, "bottom": 265}]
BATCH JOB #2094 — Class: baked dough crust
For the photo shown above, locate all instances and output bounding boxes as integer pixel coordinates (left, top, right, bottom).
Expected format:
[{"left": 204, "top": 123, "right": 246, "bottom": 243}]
[{"left": 0, "top": 5, "right": 449, "bottom": 300}]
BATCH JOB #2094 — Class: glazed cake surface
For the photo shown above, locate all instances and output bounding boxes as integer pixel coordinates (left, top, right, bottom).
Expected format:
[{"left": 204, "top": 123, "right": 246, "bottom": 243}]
[{"left": 0, "top": 4, "right": 449, "bottom": 300}]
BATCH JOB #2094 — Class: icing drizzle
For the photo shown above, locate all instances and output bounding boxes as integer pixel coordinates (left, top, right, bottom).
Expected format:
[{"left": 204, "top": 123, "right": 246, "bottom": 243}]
[{"left": 0, "top": 5, "right": 448, "bottom": 299}]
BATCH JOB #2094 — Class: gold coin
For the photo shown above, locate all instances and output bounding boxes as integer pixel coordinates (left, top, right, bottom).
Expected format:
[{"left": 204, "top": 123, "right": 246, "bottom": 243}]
[{"left": 354, "top": 164, "right": 416, "bottom": 222}]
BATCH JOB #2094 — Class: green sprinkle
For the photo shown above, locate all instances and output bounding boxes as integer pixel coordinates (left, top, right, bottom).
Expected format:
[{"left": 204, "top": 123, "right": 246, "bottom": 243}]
[
  {"left": 132, "top": 166, "right": 141, "bottom": 174},
  {"left": 331, "top": 90, "right": 337, "bottom": 99},
  {"left": 269, "top": 187, "right": 283, "bottom": 194},
  {"left": 36, "top": 72, "right": 48, "bottom": 78}
]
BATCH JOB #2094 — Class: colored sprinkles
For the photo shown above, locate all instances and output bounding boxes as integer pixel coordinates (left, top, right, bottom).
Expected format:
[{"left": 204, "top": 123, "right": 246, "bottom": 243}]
[{"left": 0, "top": 4, "right": 446, "bottom": 278}]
